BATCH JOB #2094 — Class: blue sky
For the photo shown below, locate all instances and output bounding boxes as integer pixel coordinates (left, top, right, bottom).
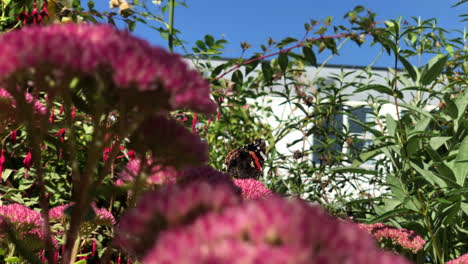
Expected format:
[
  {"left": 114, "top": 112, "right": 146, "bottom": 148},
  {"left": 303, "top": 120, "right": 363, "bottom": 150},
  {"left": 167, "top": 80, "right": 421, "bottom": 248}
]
[{"left": 97, "top": 0, "right": 467, "bottom": 67}]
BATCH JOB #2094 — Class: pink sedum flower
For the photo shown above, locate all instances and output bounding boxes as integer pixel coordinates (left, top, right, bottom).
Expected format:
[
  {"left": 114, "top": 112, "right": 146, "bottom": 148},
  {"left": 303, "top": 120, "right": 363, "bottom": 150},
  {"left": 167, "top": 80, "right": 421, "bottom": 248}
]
[
  {"left": 0, "top": 203, "right": 56, "bottom": 249},
  {"left": 143, "top": 196, "right": 410, "bottom": 264},
  {"left": 0, "top": 204, "right": 42, "bottom": 230},
  {"left": 358, "top": 223, "right": 426, "bottom": 254},
  {"left": 447, "top": 254, "right": 468, "bottom": 264},
  {"left": 0, "top": 23, "right": 216, "bottom": 114},
  {"left": 233, "top": 178, "right": 273, "bottom": 200},
  {"left": 115, "top": 180, "right": 241, "bottom": 257}
]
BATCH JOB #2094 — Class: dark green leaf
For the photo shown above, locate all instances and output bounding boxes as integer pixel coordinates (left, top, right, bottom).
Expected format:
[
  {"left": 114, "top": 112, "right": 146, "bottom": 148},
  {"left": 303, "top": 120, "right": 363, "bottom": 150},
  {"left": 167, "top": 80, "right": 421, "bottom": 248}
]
[
  {"left": 276, "top": 37, "right": 298, "bottom": 48},
  {"left": 262, "top": 62, "right": 273, "bottom": 84},
  {"left": 278, "top": 53, "right": 288, "bottom": 73},
  {"left": 367, "top": 208, "right": 414, "bottom": 224},
  {"left": 398, "top": 55, "right": 417, "bottom": 81},
  {"left": 430, "top": 136, "right": 451, "bottom": 150},
  {"left": 356, "top": 84, "right": 403, "bottom": 99},
  {"left": 420, "top": 55, "right": 448, "bottom": 85},
  {"left": 196, "top": 40, "right": 207, "bottom": 51},
  {"left": 245, "top": 57, "right": 259, "bottom": 76},
  {"left": 454, "top": 135, "right": 468, "bottom": 185},
  {"left": 331, "top": 167, "right": 378, "bottom": 175},
  {"left": 204, "top": 35, "right": 215, "bottom": 47},
  {"left": 231, "top": 70, "right": 243, "bottom": 88},
  {"left": 302, "top": 46, "right": 317, "bottom": 67}
]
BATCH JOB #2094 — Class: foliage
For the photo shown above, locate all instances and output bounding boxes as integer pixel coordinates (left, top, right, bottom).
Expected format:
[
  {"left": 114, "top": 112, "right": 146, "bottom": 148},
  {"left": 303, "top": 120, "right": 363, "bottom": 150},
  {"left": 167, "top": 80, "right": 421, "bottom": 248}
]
[{"left": 0, "top": 0, "right": 466, "bottom": 264}]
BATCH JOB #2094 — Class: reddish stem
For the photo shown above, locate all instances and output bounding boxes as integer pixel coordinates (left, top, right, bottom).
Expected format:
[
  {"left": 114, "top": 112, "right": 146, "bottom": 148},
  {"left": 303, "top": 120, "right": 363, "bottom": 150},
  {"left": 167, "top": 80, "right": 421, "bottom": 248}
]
[{"left": 214, "top": 34, "right": 349, "bottom": 81}]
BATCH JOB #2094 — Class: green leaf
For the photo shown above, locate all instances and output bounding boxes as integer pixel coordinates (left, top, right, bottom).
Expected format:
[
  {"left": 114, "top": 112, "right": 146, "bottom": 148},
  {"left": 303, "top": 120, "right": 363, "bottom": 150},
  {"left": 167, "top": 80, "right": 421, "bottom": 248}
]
[
  {"left": 452, "top": 0, "right": 468, "bottom": 7},
  {"left": 278, "top": 52, "right": 288, "bottom": 73},
  {"left": 398, "top": 55, "right": 417, "bottom": 81},
  {"left": 454, "top": 89, "right": 468, "bottom": 120},
  {"left": 245, "top": 57, "right": 259, "bottom": 76},
  {"left": 125, "top": 20, "right": 136, "bottom": 31},
  {"left": 231, "top": 70, "right": 243, "bottom": 88},
  {"left": 410, "top": 161, "right": 448, "bottom": 187},
  {"left": 261, "top": 62, "right": 273, "bottom": 84},
  {"left": 196, "top": 40, "right": 207, "bottom": 51},
  {"left": 386, "top": 114, "right": 397, "bottom": 137},
  {"left": 398, "top": 103, "right": 434, "bottom": 118},
  {"left": 367, "top": 208, "right": 413, "bottom": 224},
  {"left": 276, "top": 37, "right": 298, "bottom": 48},
  {"left": 454, "top": 135, "right": 468, "bottom": 185},
  {"left": 302, "top": 46, "right": 317, "bottom": 67},
  {"left": 429, "top": 136, "right": 451, "bottom": 150},
  {"left": 4, "top": 257, "right": 20, "bottom": 262},
  {"left": 204, "top": 35, "right": 214, "bottom": 47},
  {"left": 331, "top": 167, "right": 377, "bottom": 175},
  {"left": 420, "top": 55, "right": 448, "bottom": 86},
  {"left": 211, "top": 64, "right": 227, "bottom": 78},
  {"left": 73, "top": 260, "right": 87, "bottom": 264},
  {"left": 461, "top": 202, "right": 468, "bottom": 216},
  {"left": 356, "top": 84, "right": 403, "bottom": 99}
]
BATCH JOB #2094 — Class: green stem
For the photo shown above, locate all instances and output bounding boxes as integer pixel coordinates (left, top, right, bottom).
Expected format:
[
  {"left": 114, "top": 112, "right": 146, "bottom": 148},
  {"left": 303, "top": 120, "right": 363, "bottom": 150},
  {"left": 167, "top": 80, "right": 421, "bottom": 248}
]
[
  {"left": 168, "top": 0, "right": 176, "bottom": 52},
  {"left": 70, "top": 233, "right": 82, "bottom": 263}
]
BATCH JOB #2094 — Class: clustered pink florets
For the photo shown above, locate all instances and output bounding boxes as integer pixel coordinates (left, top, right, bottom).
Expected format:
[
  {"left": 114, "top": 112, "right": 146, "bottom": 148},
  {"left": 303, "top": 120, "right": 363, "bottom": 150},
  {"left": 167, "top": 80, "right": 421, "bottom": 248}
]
[
  {"left": 358, "top": 222, "right": 426, "bottom": 254},
  {"left": 143, "top": 196, "right": 410, "bottom": 264},
  {"left": 447, "top": 254, "right": 468, "bottom": 264},
  {"left": 118, "top": 158, "right": 178, "bottom": 185},
  {"left": 49, "top": 203, "right": 115, "bottom": 226},
  {"left": 0, "top": 203, "right": 56, "bottom": 248},
  {"left": 115, "top": 180, "right": 241, "bottom": 257},
  {"left": 233, "top": 178, "right": 273, "bottom": 200},
  {"left": 0, "top": 87, "right": 46, "bottom": 117},
  {"left": 0, "top": 23, "right": 216, "bottom": 114},
  {"left": 0, "top": 203, "right": 42, "bottom": 229}
]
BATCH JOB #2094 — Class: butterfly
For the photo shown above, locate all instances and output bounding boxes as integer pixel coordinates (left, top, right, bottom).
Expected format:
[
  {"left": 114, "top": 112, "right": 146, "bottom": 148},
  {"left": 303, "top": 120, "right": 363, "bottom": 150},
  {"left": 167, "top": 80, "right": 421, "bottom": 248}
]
[{"left": 224, "top": 139, "right": 266, "bottom": 179}]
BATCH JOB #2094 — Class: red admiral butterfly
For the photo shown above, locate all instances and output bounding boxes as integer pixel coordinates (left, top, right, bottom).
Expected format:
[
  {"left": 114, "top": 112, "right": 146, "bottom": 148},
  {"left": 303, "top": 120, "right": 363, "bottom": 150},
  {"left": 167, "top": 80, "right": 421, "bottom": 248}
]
[{"left": 224, "top": 139, "right": 266, "bottom": 179}]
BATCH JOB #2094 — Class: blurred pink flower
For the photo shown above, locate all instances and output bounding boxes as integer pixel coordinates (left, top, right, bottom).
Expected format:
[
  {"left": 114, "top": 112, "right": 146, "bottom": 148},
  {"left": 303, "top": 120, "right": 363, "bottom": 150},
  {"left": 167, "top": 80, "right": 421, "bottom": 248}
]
[
  {"left": 358, "top": 223, "right": 426, "bottom": 254},
  {"left": 118, "top": 158, "right": 178, "bottom": 185},
  {"left": 49, "top": 203, "right": 115, "bottom": 226},
  {"left": 0, "top": 149, "right": 5, "bottom": 181},
  {"left": 233, "top": 178, "right": 273, "bottom": 200},
  {"left": 0, "top": 24, "right": 216, "bottom": 114},
  {"left": 143, "top": 196, "right": 410, "bottom": 264},
  {"left": 115, "top": 180, "right": 241, "bottom": 257},
  {"left": 129, "top": 115, "right": 208, "bottom": 167},
  {"left": 447, "top": 254, "right": 468, "bottom": 264},
  {"left": 0, "top": 88, "right": 46, "bottom": 125}
]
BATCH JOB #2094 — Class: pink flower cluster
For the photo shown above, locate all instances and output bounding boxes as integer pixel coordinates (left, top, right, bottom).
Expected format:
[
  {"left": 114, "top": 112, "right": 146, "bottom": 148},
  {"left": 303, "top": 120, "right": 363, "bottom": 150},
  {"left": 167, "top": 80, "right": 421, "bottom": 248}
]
[
  {"left": 0, "top": 203, "right": 42, "bottom": 231},
  {"left": 233, "top": 178, "right": 273, "bottom": 200},
  {"left": 49, "top": 203, "right": 115, "bottom": 226},
  {"left": 447, "top": 254, "right": 468, "bottom": 264},
  {"left": 358, "top": 222, "right": 426, "bottom": 254},
  {"left": 0, "top": 203, "right": 53, "bottom": 248},
  {"left": 143, "top": 196, "right": 410, "bottom": 264},
  {"left": 115, "top": 180, "right": 241, "bottom": 257},
  {"left": 0, "top": 23, "right": 216, "bottom": 114},
  {"left": 129, "top": 115, "right": 209, "bottom": 167},
  {"left": 118, "top": 158, "right": 178, "bottom": 185},
  {"left": 0, "top": 87, "right": 46, "bottom": 124}
]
